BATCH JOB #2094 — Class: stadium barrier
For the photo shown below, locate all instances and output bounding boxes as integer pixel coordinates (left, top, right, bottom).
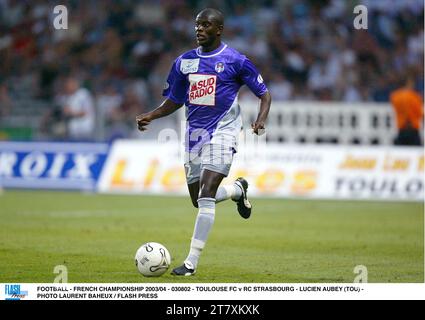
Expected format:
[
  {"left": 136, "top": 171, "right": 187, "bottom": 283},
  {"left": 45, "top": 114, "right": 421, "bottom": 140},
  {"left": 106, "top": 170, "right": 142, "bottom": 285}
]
[
  {"left": 0, "top": 141, "right": 109, "bottom": 191},
  {"left": 178, "top": 101, "right": 402, "bottom": 145},
  {"left": 97, "top": 140, "right": 424, "bottom": 202},
  {"left": 1, "top": 140, "right": 423, "bottom": 201}
]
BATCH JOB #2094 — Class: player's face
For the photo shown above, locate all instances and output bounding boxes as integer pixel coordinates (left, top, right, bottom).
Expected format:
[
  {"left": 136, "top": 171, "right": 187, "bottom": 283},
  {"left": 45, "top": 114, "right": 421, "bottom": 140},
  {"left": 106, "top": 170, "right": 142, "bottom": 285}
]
[{"left": 195, "top": 15, "right": 221, "bottom": 48}]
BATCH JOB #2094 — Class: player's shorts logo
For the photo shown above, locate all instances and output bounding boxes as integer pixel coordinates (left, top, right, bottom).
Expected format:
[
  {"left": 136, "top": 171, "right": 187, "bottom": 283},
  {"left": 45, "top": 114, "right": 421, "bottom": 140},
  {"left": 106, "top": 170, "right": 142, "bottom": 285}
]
[
  {"left": 189, "top": 74, "right": 216, "bottom": 106},
  {"left": 215, "top": 62, "right": 225, "bottom": 73}
]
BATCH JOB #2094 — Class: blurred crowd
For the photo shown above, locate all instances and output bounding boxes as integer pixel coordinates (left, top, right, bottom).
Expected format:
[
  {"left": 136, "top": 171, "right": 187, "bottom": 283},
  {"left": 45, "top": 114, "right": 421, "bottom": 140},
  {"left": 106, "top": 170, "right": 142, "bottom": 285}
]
[{"left": 0, "top": 0, "right": 423, "bottom": 141}]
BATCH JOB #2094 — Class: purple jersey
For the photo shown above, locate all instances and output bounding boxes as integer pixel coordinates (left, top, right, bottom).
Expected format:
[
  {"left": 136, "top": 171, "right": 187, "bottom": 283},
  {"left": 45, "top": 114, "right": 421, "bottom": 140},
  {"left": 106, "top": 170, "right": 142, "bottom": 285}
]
[{"left": 163, "top": 42, "right": 268, "bottom": 152}]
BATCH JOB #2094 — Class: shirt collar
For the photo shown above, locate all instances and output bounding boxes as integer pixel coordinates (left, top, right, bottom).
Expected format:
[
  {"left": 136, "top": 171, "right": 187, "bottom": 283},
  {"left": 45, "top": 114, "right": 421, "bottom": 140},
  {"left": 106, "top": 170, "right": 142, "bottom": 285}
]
[{"left": 196, "top": 42, "right": 227, "bottom": 58}]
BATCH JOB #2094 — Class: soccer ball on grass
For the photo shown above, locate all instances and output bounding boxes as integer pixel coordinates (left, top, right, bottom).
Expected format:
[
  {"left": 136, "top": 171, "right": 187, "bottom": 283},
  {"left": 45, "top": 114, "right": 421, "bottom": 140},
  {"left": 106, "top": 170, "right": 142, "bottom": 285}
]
[{"left": 135, "top": 242, "right": 171, "bottom": 277}]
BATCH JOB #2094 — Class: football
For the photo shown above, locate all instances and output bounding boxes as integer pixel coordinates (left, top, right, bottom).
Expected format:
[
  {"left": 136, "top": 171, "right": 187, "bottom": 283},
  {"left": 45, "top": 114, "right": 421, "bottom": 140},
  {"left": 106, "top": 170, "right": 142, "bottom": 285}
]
[{"left": 135, "top": 242, "right": 171, "bottom": 277}]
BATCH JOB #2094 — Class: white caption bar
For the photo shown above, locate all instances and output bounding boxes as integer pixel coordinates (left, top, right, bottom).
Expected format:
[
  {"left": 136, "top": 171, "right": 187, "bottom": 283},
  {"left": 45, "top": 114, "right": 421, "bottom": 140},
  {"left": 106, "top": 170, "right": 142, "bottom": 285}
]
[{"left": 1, "top": 283, "right": 425, "bottom": 300}]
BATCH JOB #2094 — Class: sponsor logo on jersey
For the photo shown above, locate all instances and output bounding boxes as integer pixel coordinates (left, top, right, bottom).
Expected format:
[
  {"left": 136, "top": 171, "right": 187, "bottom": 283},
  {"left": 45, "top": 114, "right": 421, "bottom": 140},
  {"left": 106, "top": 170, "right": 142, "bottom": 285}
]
[
  {"left": 180, "top": 59, "right": 200, "bottom": 74},
  {"left": 215, "top": 62, "right": 225, "bottom": 73},
  {"left": 188, "top": 74, "right": 216, "bottom": 106}
]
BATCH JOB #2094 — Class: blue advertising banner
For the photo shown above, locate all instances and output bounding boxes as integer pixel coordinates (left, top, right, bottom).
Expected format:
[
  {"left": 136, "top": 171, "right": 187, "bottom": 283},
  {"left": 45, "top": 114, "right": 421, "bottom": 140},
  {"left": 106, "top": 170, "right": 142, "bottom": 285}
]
[{"left": 0, "top": 142, "right": 109, "bottom": 191}]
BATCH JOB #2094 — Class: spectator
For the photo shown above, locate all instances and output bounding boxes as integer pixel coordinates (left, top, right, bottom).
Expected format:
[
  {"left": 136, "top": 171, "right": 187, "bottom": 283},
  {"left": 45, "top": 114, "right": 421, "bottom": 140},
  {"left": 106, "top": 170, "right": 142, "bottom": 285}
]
[
  {"left": 0, "top": 81, "right": 12, "bottom": 119},
  {"left": 269, "top": 73, "right": 293, "bottom": 101},
  {"left": 390, "top": 76, "right": 424, "bottom": 146},
  {"left": 61, "top": 76, "right": 96, "bottom": 141},
  {"left": 97, "top": 83, "right": 123, "bottom": 124},
  {"left": 107, "top": 86, "right": 145, "bottom": 141}
]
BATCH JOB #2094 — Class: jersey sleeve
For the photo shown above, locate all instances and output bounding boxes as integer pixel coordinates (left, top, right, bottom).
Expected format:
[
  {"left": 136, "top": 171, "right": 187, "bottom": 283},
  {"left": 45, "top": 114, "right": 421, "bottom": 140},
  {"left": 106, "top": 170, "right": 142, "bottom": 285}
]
[
  {"left": 162, "top": 59, "right": 188, "bottom": 104},
  {"left": 239, "top": 58, "right": 268, "bottom": 98}
]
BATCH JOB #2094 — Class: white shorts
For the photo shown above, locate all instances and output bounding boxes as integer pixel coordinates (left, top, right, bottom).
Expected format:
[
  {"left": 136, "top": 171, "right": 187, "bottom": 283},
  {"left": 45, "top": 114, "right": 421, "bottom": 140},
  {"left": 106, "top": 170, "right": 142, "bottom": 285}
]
[{"left": 184, "top": 143, "right": 234, "bottom": 184}]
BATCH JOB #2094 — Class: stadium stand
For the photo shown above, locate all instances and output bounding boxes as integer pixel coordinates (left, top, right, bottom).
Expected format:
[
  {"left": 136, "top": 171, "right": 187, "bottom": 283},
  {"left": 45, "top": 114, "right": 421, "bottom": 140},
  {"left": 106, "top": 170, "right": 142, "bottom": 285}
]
[{"left": 0, "top": 0, "right": 423, "bottom": 142}]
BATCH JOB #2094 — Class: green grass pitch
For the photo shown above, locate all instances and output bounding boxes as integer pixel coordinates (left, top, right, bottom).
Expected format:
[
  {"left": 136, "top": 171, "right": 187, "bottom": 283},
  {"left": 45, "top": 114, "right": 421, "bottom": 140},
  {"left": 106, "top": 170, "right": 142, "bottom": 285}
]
[{"left": 0, "top": 190, "right": 423, "bottom": 283}]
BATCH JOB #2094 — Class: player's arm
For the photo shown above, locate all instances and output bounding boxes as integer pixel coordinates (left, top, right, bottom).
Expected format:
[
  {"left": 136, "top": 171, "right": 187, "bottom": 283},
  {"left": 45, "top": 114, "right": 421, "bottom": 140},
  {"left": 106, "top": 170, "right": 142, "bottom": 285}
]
[
  {"left": 137, "top": 58, "right": 187, "bottom": 132},
  {"left": 136, "top": 99, "right": 183, "bottom": 132},
  {"left": 252, "top": 91, "right": 271, "bottom": 135},
  {"left": 239, "top": 58, "right": 272, "bottom": 135}
]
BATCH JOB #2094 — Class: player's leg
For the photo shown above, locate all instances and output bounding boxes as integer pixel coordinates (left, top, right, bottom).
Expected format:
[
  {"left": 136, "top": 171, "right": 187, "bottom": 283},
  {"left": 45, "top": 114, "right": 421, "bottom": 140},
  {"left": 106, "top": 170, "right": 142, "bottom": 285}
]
[
  {"left": 187, "top": 182, "right": 200, "bottom": 208},
  {"left": 172, "top": 144, "right": 250, "bottom": 276},
  {"left": 213, "top": 151, "right": 251, "bottom": 219},
  {"left": 188, "top": 173, "right": 245, "bottom": 209},
  {"left": 214, "top": 177, "right": 252, "bottom": 219},
  {"left": 185, "top": 145, "right": 227, "bottom": 208},
  {"left": 187, "top": 176, "right": 241, "bottom": 208},
  {"left": 215, "top": 181, "right": 241, "bottom": 203},
  {"left": 198, "top": 168, "right": 225, "bottom": 198},
  {"left": 184, "top": 150, "right": 202, "bottom": 208},
  {"left": 185, "top": 144, "right": 252, "bottom": 217},
  {"left": 203, "top": 143, "right": 251, "bottom": 218},
  {"left": 172, "top": 169, "right": 224, "bottom": 276}
]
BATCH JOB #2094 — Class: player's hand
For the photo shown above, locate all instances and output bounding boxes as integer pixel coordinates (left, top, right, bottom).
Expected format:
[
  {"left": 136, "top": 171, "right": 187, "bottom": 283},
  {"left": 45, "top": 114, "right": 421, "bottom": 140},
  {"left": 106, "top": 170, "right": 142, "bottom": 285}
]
[
  {"left": 136, "top": 113, "right": 153, "bottom": 132},
  {"left": 251, "top": 121, "right": 265, "bottom": 136}
]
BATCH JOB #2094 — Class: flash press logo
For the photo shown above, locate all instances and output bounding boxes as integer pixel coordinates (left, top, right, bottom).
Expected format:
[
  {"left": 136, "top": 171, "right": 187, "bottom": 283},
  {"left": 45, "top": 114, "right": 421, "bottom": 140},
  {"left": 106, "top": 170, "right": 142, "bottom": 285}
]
[{"left": 4, "top": 284, "right": 28, "bottom": 300}]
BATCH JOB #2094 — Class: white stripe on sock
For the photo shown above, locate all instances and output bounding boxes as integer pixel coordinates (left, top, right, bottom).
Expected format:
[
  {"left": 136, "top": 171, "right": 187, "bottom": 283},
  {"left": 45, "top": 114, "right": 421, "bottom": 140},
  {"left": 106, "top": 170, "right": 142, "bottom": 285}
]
[
  {"left": 190, "top": 238, "right": 205, "bottom": 250},
  {"left": 199, "top": 207, "right": 215, "bottom": 214}
]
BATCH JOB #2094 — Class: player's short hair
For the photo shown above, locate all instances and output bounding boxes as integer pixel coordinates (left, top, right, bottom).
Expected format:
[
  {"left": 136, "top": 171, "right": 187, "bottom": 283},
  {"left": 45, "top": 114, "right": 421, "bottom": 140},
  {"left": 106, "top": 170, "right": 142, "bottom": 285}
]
[{"left": 197, "top": 8, "right": 224, "bottom": 26}]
